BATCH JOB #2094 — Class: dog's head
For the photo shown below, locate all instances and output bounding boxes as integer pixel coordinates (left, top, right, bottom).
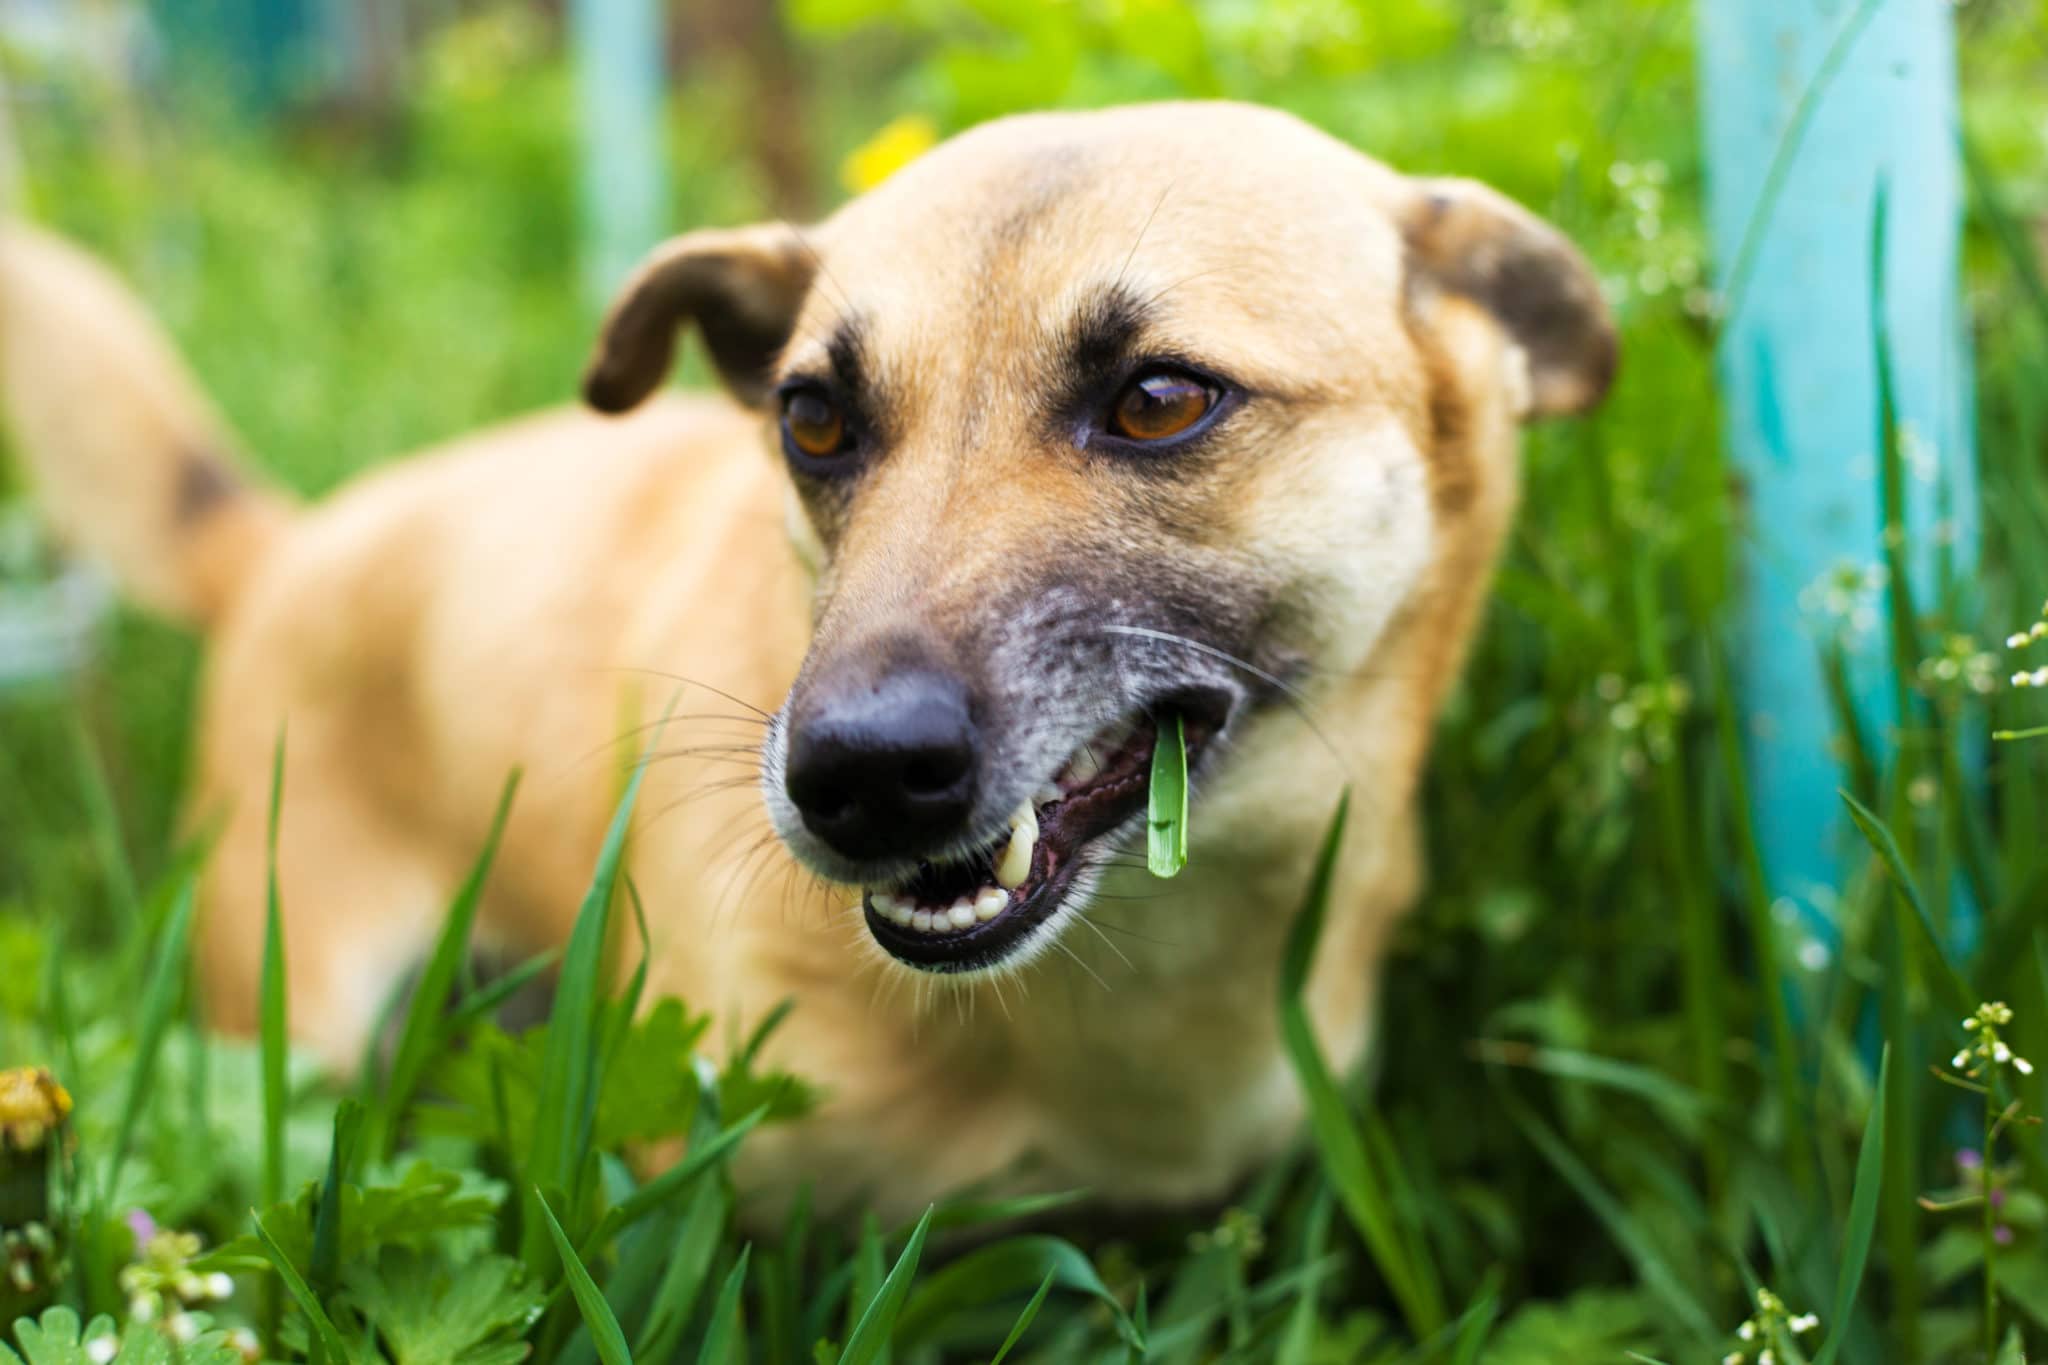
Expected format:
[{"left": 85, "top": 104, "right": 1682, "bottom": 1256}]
[{"left": 583, "top": 103, "right": 1614, "bottom": 975}]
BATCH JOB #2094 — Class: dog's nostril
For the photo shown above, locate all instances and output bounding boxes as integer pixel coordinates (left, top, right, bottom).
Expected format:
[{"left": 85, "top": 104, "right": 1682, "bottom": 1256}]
[
  {"left": 901, "top": 754, "right": 967, "bottom": 797},
  {"left": 785, "top": 666, "right": 981, "bottom": 861}
]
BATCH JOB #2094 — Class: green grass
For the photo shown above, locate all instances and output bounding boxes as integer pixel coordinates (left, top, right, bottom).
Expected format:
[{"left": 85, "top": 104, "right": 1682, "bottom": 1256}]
[{"left": 5, "top": 1, "right": 2048, "bottom": 1361}]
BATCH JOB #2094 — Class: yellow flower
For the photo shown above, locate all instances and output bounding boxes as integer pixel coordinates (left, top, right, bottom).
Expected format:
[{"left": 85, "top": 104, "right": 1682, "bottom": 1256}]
[
  {"left": 0, "top": 1068, "right": 72, "bottom": 1153},
  {"left": 840, "top": 115, "right": 940, "bottom": 194}
]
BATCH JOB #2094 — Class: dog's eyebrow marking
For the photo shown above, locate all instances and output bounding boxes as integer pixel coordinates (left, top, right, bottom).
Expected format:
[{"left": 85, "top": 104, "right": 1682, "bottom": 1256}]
[
  {"left": 1062, "top": 283, "right": 1154, "bottom": 384},
  {"left": 824, "top": 315, "right": 872, "bottom": 395}
]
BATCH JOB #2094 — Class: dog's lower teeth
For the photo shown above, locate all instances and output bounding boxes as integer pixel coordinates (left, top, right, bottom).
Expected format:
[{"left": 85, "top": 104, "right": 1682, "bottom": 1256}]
[{"left": 868, "top": 883, "right": 1014, "bottom": 935}]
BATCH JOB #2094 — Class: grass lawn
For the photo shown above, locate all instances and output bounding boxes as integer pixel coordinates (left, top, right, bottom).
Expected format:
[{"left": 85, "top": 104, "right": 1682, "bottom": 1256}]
[{"left": 6, "top": 2, "right": 2048, "bottom": 1360}]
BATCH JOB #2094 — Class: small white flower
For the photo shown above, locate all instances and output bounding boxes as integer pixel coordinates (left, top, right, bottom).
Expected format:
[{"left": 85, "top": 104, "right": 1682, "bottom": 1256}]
[
  {"left": 1955, "top": 1049, "right": 1973, "bottom": 1069},
  {"left": 84, "top": 1337, "right": 117, "bottom": 1365},
  {"left": 2017, "top": 1056, "right": 2035, "bottom": 1076},
  {"left": 1739, "top": 1321, "right": 1756, "bottom": 1341},
  {"left": 1759, "top": 1350, "right": 1776, "bottom": 1365},
  {"left": 166, "top": 1314, "right": 198, "bottom": 1345},
  {"left": 204, "top": 1272, "right": 234, "bottom": 1301},
  {"left": 1994, "top": 1042, "right": 2013, "bottom": 1063},
  {"left": 1965, "top": 1017, "right": 1981, "bottom": 1030},
  {"left": 1723, "top": 1355, "right": 1744, "bottom": 1365},
  {"left": 2009, "top": 633, "right": 2030, "bottom": 648},
  {"left": 227, "top": 1329, "right": 260, "bottom": 1363},
  {"left": 128, "top": 1295, "right": 157, "bottom": 1324},
  {"left": 1790, "top": 1312, "right": 1820, "bottom": 1333}
]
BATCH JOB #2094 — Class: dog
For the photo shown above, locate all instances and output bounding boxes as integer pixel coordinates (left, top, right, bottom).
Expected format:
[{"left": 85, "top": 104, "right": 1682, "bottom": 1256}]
[{"left": 1, "top": 101, "right": 1613, "bottom": 1224}]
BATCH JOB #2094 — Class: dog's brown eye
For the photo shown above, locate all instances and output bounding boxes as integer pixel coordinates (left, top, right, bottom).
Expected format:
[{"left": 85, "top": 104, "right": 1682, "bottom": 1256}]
[
  {"left": 1109, "top": 371, "right": 1213, "bottom": 442},
  {"left": 784, "top": 390, "right": 847, "bottom": 459}
]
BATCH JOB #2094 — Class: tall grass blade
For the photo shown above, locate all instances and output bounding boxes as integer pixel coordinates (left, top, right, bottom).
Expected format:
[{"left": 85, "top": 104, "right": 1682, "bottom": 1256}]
[
  {"left": 1277, "top": 792, "right": 1445, "bottom": 1337},
  {"left": 987, "top": 1268, "right": 1056, "bottom": 1365},
  {"left": 633, "top": 1177, "right": 730, "bottom": 1363},
  {"left": 893, "top": 1235, "right": 1137, "bottom": 1350},
  {"left": 584, "top": 1106, "right": 767, "bottom": 1251},
  {"left": 103, "top": 874, "right": 197, "bottom": 1204},
  {"left": 1841, "top": 791, "right": 1975, "bottom": 1014},
  {"left": 836, "top": 1207, "right": 933, "bottom": 1365},
  {"left": 1276, "top": 1188, "right": 1333, "bottom": 1365},
  {"left": 309, "top": 1100, "right": 363, "bottom": 1297},
  {"left": 261, "top": 731, "right": 289, "bottom": 1210},
  {"left": 253, "top": 1212, "right": 352, "bottom": 1365},
  {"left": 1502, "top": 1094, "right": 1717, "bottom": 1346},
  {"left": 371, "top": 771, "right": 521, "bottom": 1159},
  {"left": 525, "top": 747, "right": 656, "bottom": 1262},
  {"left": 692, "top": 1246, "right": 750, "bottom": 1365},
  {"left": 539, "top": 1191, "right": 633, "bottom": 1365},
  {"left": 1813, "top": 1046, "right": 1890, "bottom": 1365}
]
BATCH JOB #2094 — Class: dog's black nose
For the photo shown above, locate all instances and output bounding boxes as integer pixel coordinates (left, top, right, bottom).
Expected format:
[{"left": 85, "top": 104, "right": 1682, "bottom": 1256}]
[{"left": 785, "top": 667, "right": 980, "bottom": 861}]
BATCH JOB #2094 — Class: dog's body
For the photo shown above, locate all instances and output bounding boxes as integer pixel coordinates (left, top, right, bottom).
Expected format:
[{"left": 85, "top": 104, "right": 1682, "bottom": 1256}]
[{"left": 2, "top": 103, "right": 1611, "bottom": 1224}]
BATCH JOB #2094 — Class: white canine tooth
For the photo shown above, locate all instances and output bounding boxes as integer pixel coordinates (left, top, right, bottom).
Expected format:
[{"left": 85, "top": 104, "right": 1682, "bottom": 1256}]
[
  {"left": 997, "top": 802, "right": 1038, "bottom": 889},
  {"left": 948, "top": 900, "right": 976, "bottom": 930},
  {"left": 888, "top": 902, "right": 914, "bottom": 926},
  {"left": 975, "top": 888, "right": 1007, "bottom": 920},
  {"left": 870, "top": 891, "right": 896, "bottom": 913},
  {"left": 912, "top": 910, "right": 934, "bottom": 933},
  {"left": 1062, "top": 745, "right": 1103, "bottom": 787},
  {"left": 1033, "top": 783, "right": 1061, "bottom": 806},
  {"left": 1009, "top": 799, "right": 1039, "bottom": 836}
]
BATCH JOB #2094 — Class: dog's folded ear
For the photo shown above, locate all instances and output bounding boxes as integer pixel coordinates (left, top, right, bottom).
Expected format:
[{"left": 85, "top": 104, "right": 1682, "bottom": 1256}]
[
  {"left": 583, "top": 223, "right": 816, "bottom": 414},
  {"left": 1398, "top": 178, "right": 1617, "bottom": 420}
]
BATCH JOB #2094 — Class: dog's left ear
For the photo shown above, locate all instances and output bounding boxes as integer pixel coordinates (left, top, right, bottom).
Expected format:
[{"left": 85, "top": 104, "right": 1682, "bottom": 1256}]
[
  {"left": 583, "top": 223, "right": 816, "bottom": 414},
  {"left": 1398, "top": 178, "right": 1617, "bottom": 419}
]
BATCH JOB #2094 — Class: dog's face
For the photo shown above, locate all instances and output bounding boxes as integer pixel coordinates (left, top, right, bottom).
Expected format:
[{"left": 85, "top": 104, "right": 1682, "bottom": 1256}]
[{"left": 584, "top": 103, "right": 1613, "bottom": 977}]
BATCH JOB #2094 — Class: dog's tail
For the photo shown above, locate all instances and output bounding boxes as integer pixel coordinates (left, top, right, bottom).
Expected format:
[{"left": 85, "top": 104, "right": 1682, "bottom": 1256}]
[{"left": 0, "top": 223, "right": 292, "bottom": 628}]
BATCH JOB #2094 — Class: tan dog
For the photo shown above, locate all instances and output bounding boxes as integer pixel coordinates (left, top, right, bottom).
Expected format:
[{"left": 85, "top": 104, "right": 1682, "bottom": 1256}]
[{"left": 1, "top": 102, "right": 1612, "bottom": 1224}]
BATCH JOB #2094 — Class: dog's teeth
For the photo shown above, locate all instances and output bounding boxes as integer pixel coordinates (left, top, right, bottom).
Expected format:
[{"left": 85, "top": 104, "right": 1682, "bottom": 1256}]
[
  {"left": 1033, "top": 783, "right": 1061, "bottom": 806},
  {"left": 912, "top": 909, "right": 934, "bottom": 932},
  {"left": 888, "top": 902, "right": 914, "bottom": 926},
  {"left": 996, "top": 801, "right": 1038, "bottom": 889},
  {"left": 870, "top": 890, "right": 897, "bottom": 914},
  {"left": 947, "top": 900, "right": 976, "bottom": 930},
  {"left": 975, "top": 888, "right": 1007, "bottom": 920}
]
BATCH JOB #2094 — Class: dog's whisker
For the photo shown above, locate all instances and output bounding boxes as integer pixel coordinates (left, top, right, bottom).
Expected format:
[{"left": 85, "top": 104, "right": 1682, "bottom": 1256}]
[
  {"left": 1098, "top": 623, "right": 1349, "bottom": 772},
  {"left": 1048, "top": 935, "right": 1111, "bottom": 993},
  {"left": 1114, "top": 178, "right": 1179, "bottom": 294},
  {"left": 595, "top": 666, "right": 774, "bottom": 719},
  {"left": 1071, "top": 912, "right": 1135, "bottom": 971}
]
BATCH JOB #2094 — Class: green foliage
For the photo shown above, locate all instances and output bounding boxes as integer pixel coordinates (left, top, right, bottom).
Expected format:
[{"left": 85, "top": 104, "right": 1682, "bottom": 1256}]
[
  {"left": 1, "top": 1309, "right": 240, "bottom": 1365},
  {"left": 338, "top": 1251, "right": 544, "bottom": 1365},
  {"left": 5, "top": 1, "right": 2048, "bottom": 1362}
]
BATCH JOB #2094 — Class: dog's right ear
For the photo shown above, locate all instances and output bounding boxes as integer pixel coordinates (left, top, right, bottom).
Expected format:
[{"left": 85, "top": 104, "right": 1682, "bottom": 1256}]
[{"left": 582, "top": 224, "right": 815, "bottom": 414}]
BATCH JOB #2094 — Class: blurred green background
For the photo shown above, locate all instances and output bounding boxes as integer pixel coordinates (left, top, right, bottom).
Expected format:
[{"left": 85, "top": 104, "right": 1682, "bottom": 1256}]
[{"left": 5, "top": 1, "right": 2048, "bottom": 1361}]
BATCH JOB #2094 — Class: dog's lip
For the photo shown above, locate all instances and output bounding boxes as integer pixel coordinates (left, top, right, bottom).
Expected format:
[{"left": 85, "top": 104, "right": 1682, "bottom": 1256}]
[{"left": 859, "top": 690, "right": 1228, "bottom": 972}]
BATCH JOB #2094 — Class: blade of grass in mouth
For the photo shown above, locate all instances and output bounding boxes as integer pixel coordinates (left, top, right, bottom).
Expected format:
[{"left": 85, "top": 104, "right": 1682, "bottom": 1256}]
[{"left": 1147, "top": 712, "right": 1189, "bottom": 878}]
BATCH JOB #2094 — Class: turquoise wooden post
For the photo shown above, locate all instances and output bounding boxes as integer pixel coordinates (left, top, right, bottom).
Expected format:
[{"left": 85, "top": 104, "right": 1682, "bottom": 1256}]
[
  {"left": 569, "top": 0, "right": 670, "bottom": 309},
  {"left": 1697, "top": 0, "right": 1976, "bottom": 918}
]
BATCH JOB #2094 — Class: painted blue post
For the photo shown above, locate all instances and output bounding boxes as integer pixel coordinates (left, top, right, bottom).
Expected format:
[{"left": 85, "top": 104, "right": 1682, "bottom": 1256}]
[
  {"left": 569, "top": 0, "right": 670, "bottom": 309},
  {"left": 1697, "top": 0, "right": 1976, "bottom": 917}
]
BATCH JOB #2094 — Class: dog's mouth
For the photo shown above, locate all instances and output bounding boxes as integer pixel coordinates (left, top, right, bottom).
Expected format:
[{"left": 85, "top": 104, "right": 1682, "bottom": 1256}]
[{"left": 860, "top": 694, "right": 1226, "bottom": 973}]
